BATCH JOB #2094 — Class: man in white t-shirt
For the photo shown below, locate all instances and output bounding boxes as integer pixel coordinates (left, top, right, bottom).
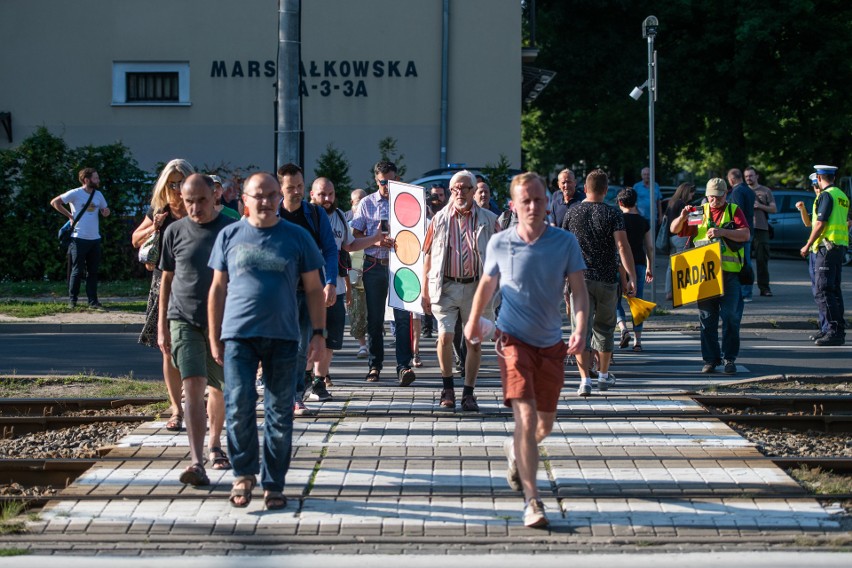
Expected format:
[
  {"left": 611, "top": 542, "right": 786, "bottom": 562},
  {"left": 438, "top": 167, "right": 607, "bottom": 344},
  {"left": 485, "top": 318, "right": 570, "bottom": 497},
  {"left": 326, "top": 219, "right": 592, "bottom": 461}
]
[
  {"left": 50, "top": 168, "right": 111, "bottom": 309},
  {"left": 307, "top": 177, "right": 383, "bottom": 393}
]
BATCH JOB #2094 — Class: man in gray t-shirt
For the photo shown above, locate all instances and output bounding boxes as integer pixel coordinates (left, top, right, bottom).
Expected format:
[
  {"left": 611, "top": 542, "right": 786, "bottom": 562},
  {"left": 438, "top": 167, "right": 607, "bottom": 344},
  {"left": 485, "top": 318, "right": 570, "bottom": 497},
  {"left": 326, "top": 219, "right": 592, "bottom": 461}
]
[
  {"left": 158, "top": 174, "right": 236, "bottom": 487},
  {"left": 465, "top": 173, "right": 588, "bottom": 529}
]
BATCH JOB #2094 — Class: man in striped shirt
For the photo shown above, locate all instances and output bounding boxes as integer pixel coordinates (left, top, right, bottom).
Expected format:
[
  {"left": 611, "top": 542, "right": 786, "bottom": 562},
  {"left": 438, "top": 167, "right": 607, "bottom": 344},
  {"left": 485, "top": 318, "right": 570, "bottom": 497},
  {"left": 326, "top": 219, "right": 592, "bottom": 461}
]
[{"left": 421, "top": 170, "right": 499, "bottom": 411}]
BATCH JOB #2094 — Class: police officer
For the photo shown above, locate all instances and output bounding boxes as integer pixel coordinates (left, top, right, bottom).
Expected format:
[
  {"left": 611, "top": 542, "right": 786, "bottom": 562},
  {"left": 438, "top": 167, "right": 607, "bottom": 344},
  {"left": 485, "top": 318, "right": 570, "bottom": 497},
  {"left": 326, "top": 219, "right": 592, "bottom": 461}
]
[
  {"left": 670, "top": 178, "right": 750, "bottom": 374},
  {"left": 799, "top": 165, "right": 848, "bottom": 346},
  {"left": 796, "top": 173, "right": 827, "bottom": 340}
]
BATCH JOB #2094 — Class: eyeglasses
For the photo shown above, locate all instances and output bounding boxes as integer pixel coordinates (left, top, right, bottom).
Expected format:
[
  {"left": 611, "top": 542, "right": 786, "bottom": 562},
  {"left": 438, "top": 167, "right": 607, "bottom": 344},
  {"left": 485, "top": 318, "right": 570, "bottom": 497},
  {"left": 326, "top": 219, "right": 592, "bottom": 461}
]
[
  {"left": 167, "top": 181, "right": 183, "bottom": 191},
  {"left": 243, "top": 193, "right": 279, "bottom": 203},
  {"left": 450, "top": 184, "right": 474, "bottom": 194}
]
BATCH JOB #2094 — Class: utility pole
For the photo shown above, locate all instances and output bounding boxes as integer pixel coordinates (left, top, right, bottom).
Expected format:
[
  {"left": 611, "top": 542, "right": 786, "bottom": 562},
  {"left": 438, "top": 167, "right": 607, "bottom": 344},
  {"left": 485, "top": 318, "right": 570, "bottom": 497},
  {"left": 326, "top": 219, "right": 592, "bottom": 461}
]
[{"left": 277, "top": 0, "right": 302, "bottom": 169}]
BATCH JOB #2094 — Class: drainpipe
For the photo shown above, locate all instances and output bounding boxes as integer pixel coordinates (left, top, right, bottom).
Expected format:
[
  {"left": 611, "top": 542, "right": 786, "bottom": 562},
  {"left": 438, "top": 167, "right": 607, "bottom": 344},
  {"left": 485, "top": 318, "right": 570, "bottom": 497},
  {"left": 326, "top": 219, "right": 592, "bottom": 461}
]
[{"left": 439, "top": 0, "right": 449, "bottom": 167}]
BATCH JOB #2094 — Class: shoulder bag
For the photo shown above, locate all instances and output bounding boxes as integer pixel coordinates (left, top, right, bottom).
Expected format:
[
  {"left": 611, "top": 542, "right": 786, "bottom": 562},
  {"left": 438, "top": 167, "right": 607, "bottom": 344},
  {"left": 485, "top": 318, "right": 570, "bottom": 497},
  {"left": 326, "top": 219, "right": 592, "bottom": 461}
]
[
  {"left": 58, "top": 189, "right": 96, "bottom": 252},
  {"left": 654, "top": 213, "right": 671, "bottom": 255},
  {"left": 138, "top": 206, "right": 166, "bottom": 265}
]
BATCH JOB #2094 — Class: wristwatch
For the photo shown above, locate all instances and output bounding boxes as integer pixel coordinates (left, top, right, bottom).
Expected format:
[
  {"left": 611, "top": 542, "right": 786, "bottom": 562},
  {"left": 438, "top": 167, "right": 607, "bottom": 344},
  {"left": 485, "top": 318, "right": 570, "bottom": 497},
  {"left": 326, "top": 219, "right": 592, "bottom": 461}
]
[{"left": 312, "top": 328, "right": 328, "bottom": 338}]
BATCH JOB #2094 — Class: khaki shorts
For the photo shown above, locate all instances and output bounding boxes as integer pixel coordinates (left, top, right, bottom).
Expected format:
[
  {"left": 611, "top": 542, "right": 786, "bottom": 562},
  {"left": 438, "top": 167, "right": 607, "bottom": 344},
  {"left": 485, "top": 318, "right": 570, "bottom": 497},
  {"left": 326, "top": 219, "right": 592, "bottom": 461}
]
[
  {"left": 169, "top": 319, "right": 224, "bottom": 391},
  {"left": 431, "top": 279, "right": 493, "bottom": 334},
  {"left": 570, "top": 279, "right": 618, "bottom": 352},
  {"left": 497, "top": 331, "right": 568, "bottom": 413}
]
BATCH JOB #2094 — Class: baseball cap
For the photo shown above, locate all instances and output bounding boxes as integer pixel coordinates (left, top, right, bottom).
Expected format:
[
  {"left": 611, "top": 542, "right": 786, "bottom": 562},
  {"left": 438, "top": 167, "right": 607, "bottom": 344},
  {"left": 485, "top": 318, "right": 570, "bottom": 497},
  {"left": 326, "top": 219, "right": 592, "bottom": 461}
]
[
  {"left": 209, "top": 174, "right": 224, "bottom": 186},
  {"left": 705, "top": 178, "right": 727, "bottom": 197}
]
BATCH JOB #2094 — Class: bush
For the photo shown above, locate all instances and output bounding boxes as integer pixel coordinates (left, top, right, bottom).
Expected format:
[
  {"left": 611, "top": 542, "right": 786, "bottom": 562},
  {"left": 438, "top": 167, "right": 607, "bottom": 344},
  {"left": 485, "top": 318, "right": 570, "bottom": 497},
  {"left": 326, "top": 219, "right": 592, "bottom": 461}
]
[{"left": 0, "top": 128, "right": 149, "bottom": 281}]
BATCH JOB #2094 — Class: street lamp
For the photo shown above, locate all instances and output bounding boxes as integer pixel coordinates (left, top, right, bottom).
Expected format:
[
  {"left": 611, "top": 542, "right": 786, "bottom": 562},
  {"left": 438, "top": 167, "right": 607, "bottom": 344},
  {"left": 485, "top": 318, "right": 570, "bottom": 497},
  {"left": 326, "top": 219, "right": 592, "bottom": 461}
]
[{"left": 629, "top": 15, "right": 658, "bottom": 302}]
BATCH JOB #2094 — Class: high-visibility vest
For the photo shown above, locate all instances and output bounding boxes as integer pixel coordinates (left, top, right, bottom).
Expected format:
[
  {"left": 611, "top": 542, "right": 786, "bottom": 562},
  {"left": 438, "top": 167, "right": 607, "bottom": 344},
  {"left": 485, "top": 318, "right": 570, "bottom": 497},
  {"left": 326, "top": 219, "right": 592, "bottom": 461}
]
[
  {"left": 816, "top": 187, "right": 850, "bottom": 250},
  {"left": 695, "top": 203, "right": 744, "bottom": 273}
]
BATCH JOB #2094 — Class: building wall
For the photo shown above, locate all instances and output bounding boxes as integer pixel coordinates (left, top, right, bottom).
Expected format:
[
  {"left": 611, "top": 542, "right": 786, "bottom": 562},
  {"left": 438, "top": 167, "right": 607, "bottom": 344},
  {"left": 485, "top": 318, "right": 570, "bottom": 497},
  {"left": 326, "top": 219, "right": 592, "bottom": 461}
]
[{"left": 1, "top": 0, "right": 520, "bottom": 182}]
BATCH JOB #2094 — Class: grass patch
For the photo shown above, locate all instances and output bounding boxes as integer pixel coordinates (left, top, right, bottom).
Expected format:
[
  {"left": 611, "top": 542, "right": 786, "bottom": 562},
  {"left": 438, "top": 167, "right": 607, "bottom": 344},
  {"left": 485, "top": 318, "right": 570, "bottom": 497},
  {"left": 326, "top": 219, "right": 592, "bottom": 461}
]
[
  {"left": 0, "top": 279, "right": 149, "bottom": 298},
  {"left": 0, "top": 549, "right": 29, "bottom": 557},
  {"left": 0, "top": 502, "right": 27, "bottom": 536},
  {"left": 0, "top": 299, "right": 146, "bottom": 317},
  {"left": 0, "top": 375, "right": 168, "bottom": 400},
  {"left": 790, "top": 465, "right": 852, "bottom": 495}
]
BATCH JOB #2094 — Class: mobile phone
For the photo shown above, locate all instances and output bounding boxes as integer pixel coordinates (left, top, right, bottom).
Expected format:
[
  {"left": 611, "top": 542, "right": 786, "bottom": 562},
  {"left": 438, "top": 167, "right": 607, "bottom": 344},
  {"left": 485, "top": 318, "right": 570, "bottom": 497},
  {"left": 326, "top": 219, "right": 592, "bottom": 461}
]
[{"left": 380, "top": 219, "right": 389, "bottom": 234}]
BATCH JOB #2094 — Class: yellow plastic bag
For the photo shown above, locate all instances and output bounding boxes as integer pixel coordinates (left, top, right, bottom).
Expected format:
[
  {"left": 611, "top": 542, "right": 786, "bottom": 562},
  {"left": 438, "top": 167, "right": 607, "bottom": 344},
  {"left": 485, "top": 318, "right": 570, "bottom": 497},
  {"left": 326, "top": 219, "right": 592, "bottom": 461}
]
[{"left": 623, "top": 295, "right": 657, "bottom": 326}]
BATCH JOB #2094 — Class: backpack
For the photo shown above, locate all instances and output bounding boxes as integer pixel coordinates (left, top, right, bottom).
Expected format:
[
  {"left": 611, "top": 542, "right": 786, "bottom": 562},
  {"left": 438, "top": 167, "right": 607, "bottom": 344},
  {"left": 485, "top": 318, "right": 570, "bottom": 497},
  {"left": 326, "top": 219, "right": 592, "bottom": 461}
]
[{"left": 334, "top": 208, "right": 351, "bottom": 277}]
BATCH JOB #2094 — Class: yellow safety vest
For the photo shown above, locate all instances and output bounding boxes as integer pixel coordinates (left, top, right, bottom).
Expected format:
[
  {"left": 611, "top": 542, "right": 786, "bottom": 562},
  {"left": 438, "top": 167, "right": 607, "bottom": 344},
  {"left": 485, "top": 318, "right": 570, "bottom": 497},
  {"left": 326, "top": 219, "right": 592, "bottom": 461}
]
[{"left": 694, "top": 203, "right": 744, "bottom": 273}]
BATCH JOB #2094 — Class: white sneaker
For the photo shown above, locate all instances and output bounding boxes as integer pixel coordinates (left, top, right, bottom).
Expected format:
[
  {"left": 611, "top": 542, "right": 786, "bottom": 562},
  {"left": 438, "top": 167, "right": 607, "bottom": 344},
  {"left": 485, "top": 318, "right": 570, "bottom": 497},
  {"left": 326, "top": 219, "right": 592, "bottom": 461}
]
[
  {"left": 576, "top": 383, "right": 591, "bottom": 397},
  {"left": 503, "top": 437, "right": 522, "bottom": 491},
  {"left": 523, "top": 499, "right": 549, "bottom": 528},
  {"left": 356, "top": 346, "right": 368, "bottom": 359},
  {"left": 596, "top": 372, "right": 616, "bottom": 391}
]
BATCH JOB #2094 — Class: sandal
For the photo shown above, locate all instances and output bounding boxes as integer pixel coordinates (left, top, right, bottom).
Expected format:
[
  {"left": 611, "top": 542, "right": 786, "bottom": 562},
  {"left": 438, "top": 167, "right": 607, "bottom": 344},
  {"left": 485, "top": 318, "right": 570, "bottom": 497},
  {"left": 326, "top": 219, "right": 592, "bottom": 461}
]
[
  {"left": 619, "top": 329, "right": 631, "bottom": 349},
  {"left": 398, "top": 367, "right": 416, "bottom": 387},
  {"left": 179, "top": 463, "right": 210, "bottom": 487},
  {"left": 264, "top": 490, "right": 287, "bottom": 511},
  {"left": 632, "top": 344, "right": 643, "bottom": 352},
  {"left": 165, "top": 413, "right": 183, "bottom": 432},
  {"left": 209, "top": 447, "right": 232, "bottom": 470},
  {"left": 365, "top": 368, "right": 380, "bottom": 382},
  {"left": 323, "top": 374, "right": 333, "bottom": 387},
  {"left": 229, "top": 475, "right": 256, "bottom": 508}
]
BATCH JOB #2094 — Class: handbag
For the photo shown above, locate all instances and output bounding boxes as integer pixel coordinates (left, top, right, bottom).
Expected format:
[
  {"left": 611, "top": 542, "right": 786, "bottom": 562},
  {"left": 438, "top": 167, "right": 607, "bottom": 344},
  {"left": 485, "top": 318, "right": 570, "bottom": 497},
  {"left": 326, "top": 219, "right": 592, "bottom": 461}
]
[
  {"left": 655, "top": 216, "right": 671, "bottom": 255},
  {"left": 138, "top": 230, "right": 161, "bottom": 265},
  {"left": 58, "top": 189, "right": 96, "bottom": 252},
  {"left": 738, "top": 263, "right": 755, "bottom": 285}
]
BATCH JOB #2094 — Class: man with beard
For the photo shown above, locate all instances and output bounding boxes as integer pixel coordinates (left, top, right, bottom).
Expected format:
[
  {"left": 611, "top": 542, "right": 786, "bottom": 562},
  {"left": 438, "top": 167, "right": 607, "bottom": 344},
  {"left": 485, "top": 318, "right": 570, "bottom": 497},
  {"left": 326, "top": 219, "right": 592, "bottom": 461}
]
[
  {"left": 51, "top": 168, "right": 111, "bottom": 309},
  {"left": 308, "top": 177, "right": 384, "bottom": 387}
]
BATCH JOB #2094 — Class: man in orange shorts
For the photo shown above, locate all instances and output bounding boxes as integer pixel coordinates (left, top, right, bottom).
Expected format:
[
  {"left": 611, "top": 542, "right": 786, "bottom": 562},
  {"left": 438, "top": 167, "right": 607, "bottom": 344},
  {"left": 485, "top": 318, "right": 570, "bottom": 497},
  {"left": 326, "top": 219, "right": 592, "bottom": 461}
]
[{"left": 465, "top": 172, "right": 588, "bottom": 528}]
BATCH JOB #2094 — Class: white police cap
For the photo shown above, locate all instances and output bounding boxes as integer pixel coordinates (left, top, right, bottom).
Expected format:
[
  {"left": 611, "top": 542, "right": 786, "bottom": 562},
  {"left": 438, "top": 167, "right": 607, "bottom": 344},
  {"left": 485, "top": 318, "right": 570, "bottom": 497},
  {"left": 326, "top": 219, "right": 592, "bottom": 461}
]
[{"left": 813, "top": 165, "right": 838, "bottom": 175}]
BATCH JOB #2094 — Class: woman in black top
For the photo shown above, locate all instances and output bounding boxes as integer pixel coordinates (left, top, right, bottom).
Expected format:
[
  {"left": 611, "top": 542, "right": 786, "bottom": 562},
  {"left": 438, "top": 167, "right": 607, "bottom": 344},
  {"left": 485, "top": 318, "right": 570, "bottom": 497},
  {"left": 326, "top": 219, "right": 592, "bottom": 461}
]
[
  {"left": 131, "top": 159, "right": 193, "bottom": 431},
  {"left": 615, "top": 188, "right": 653, "bottom": 351}
]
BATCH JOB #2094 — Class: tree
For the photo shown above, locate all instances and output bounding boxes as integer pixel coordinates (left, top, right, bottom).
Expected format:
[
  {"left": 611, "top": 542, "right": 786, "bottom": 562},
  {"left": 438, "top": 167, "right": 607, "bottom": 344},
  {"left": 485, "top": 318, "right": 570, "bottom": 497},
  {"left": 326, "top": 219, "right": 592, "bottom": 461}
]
[
  {"left": 314, "top": 143, "right": 353, "bottom": 208},
  {"left": 481, "top": 154, "right": 513, "bottom": 206},
  {"left": 366, "top": 136, "right": 407, "bottom": 188},
  {"left": 525, "top": 0, "right": 852, "bottom": 186}
]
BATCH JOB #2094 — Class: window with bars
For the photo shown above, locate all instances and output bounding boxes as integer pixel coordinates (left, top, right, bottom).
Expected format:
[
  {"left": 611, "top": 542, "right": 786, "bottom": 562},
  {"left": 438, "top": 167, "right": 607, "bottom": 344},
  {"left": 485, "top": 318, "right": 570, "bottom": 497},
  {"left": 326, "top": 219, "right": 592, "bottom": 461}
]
[
  {"left": 126, "top": 72, "right": 179, "bottom": 102},
  {"left": 112, "top": 62, "right": 190, "bottom": 106}
]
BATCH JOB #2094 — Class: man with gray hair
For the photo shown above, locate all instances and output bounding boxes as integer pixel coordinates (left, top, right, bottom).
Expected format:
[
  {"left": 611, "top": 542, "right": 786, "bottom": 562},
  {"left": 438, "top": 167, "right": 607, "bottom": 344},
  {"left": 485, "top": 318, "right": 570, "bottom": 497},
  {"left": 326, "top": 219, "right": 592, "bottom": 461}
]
[
  {"left": 345, "top": 188, "right": 367, "bottom": 222},
  {"left": 421, "top": 170, "right": 499, "bottom": 411}
]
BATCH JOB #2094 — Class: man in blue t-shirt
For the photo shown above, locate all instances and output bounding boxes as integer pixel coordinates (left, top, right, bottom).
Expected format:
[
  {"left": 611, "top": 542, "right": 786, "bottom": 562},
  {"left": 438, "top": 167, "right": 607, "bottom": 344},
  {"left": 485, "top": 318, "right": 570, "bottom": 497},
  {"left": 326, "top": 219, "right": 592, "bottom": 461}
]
[
  {"left": 632, "top": 166, "right": 662, "bottom": 223},
  {"left": 465, "top": 172, "right": 589, "bottom": 529},
  {"left": 208, "top": 172, "right": 325, "bottom": 511}
]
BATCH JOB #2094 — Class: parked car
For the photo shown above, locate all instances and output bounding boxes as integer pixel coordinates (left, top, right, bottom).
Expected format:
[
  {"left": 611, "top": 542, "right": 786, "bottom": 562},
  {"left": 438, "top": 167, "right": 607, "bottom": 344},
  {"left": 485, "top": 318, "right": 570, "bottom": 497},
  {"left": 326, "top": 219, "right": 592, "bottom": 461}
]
[{"left": 689, "top": 189, "right": 816, "bottom": 252}]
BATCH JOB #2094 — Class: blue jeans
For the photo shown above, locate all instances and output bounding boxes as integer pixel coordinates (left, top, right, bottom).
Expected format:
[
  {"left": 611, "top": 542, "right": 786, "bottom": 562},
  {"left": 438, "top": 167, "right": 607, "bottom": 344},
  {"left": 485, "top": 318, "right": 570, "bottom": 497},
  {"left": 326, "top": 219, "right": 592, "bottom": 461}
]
[
  {"left": 68, "top": 237, "right": 101, "bottom": 304},
  {"left": 362, "top": 259, "right": 414, "bottom": 373},
  {"left": 698, "top": 271, "right": 744, "bottom": 363},
  {"left": 809, "top": 252, "right": 828, "bottom": 333},
  {"left": 616, "top": 264, "right": 647, "bottom": 332},
  {"left": 224, "top": 338, "right": 297, "bottom": 492},
  {"left": 814, "top": 246, "right": 846, "bottom": 338},
  {"left": 740, "top": 238, "right": 753, "bottom": 299}
]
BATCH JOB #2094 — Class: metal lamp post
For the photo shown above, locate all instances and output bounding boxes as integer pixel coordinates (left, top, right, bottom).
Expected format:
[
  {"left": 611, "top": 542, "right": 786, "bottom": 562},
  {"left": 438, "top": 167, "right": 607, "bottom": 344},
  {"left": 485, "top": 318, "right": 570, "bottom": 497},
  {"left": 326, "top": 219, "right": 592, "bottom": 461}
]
[{"left": 642, "top": 16, "right": 658, "bottom": 303}]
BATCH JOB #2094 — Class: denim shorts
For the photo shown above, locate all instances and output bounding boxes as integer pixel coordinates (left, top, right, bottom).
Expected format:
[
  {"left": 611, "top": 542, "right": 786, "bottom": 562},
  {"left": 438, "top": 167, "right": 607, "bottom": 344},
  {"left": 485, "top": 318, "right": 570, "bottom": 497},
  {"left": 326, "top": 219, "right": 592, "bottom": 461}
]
[
  {"left": 326, "top": 294, "right": 346, "bottom": 350},
  {"left": 169, "top": 319, "right": 224, "bottom": 391}
]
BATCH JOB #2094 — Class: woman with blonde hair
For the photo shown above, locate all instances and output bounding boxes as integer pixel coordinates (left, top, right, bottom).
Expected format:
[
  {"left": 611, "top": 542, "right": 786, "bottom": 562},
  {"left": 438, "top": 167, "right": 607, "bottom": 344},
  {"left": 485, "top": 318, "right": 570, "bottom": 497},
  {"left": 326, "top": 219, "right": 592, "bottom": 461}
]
[{"left": 132, "top": 159, "right": 194, "bottom": 431}]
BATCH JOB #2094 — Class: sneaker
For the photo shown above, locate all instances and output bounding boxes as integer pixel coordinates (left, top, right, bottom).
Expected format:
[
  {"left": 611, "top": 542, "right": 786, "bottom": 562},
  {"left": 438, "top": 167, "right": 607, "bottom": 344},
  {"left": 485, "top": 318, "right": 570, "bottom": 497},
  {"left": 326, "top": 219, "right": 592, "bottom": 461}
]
[
  {"left": 743, "top": 297, "right": 753, "bottom": 303},
  {"left": 701, "top": 360, "right": 721, "bottom": 374},
  {"left": 760, "top": 289, "right": 773, "bottom": 297},
  {"left": 596, "top": 372, "right": 616, "bottom": 391},
  {"left": 523, "top": 499, "right": 549, "bottom": 528},
  {"left": 439, "top": 388, "right": 456, "bottom": 409},
  {"left": 411, "top": 353, "right": 422, "bottom": 367},
  {"left": 421, "top": 329, "right": 433, "bottom": 339},
  {"left": 503, "top": 437, "right": 522, "bottom": 491},
  {"left": 810, "top": 331, "right": 827, "bottom": 341},
  {"left": 306, "top": 380, "right": 332, "bottom": 402},
  {"left": 815, "top": 334, "right": 845, "bottom": 346},
  {"left": 461, "top": 394, "right": 479, "bottom": 412},
  {"left": 88, "top": 302, "right": 107, "bottom": 311},
  {"left": 723, "top": 360, "right": 737, "bottom": 374},
  {"left": 576, "top": 383, "right": 591, "bottom": 397},
  {"left": 293, "top": 401, "right": 313, "bottom": 416},
  {"left": 356, "top": 345, "right": 368, "bottom": 358}
]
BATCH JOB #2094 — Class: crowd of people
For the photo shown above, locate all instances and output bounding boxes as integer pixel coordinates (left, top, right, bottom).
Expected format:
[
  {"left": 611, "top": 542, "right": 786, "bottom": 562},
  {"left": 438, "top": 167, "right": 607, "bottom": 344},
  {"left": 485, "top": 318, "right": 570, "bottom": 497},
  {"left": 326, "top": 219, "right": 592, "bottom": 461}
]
[{"left": 49, "top": 160, "right": 847, "bottom": 528}]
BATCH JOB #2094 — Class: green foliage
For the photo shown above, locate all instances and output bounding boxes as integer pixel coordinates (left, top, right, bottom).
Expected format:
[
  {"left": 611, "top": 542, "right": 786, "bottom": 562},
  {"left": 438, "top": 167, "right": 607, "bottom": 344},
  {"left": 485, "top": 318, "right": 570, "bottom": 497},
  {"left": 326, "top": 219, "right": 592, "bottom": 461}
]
[
  {"left": 0, "top": 128, "right": 149, "bottom": 281},
  {"left": 367, "top": 137, "right": 407, "bottom": 188},
  {"left": 314, "top": 143, "right": 353, "bottom": 208},
  {"left": 481, "top": 154, "right": 514, "bottom": 206},
  {"left": 525, "top": 0, "right": 852, "bottom": 186}
]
